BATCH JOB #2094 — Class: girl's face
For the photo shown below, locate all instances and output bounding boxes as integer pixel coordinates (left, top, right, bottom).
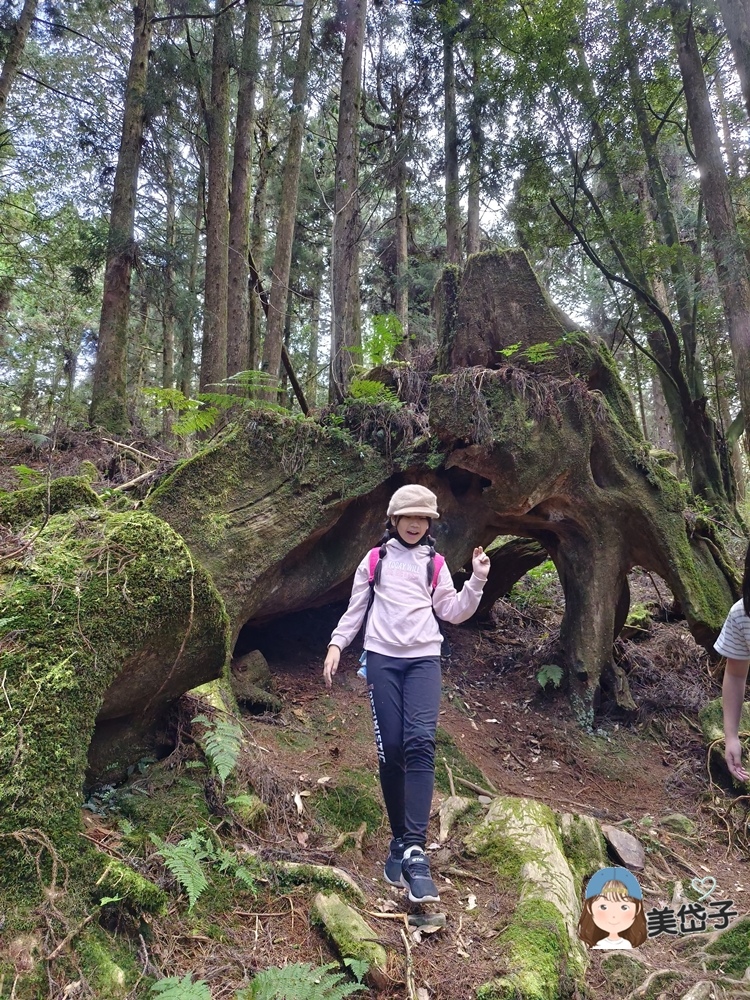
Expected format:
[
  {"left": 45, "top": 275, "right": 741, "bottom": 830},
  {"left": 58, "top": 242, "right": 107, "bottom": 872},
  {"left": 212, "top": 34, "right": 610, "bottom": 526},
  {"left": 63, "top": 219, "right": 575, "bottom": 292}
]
[
  {"left": 394, "top": 515, "right": 430, "bottom": 545},
  {"left": 591, "top": 896, "right": 637, "bottom": 936}
]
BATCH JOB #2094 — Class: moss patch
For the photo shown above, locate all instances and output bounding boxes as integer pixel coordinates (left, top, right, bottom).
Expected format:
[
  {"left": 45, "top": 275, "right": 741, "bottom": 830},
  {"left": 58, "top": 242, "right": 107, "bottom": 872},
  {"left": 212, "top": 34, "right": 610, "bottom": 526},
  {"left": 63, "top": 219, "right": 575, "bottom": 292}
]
[
  {"left": 476, "top": 898, "right": 573, "bottom": 1000},
  {"left": 558, "top": 812, "right": 607, "bottom": 893},
  {"left": 0, "top": 508, "right": 228, "bottom": 914},
  {"left": 315, "top": 769, "right": 382, "bottom": 835},
  {"left": 705, "top": 916, "right": 750, "bottom": 977},
  {"left": 0, "top": 476, "right": 102, "bottom": 527}
]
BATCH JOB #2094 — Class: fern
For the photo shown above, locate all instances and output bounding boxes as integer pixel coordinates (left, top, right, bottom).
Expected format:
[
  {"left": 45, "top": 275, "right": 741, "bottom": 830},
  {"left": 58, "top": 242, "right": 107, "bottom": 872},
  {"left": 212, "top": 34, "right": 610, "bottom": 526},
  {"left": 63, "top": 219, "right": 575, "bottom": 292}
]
[
  {"left": 241, "top": 961, "right": 367, "bottom": 1000},
  {"left": 150, "top": 974, "right": 212, "bottom": 999},
  {"left": 192, "top": 714, "right": 242, "bottom": 784},
  {"left": 347, "top": 379, "right": 400, "bottom": 405},
  {"left": 150, "top": 831, "right": 211, "bottom": 909}
]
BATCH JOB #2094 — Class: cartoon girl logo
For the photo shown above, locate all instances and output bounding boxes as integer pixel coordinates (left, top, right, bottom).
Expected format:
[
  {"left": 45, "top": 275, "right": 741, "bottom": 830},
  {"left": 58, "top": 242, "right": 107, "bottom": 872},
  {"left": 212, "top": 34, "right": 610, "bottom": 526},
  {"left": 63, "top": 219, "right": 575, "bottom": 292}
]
[{"left": 577, "top": 866, "right": 648, "bottom": 950}]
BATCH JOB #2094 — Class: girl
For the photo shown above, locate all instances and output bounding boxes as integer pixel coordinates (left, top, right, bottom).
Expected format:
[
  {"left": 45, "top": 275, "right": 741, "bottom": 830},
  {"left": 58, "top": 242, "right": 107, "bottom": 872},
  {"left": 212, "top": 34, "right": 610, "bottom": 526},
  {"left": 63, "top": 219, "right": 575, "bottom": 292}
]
[
  {"left": 577, "top": 867, "right": 648, "bottom": 950},
  {"left": 323, "top": 484, "right": 490, "bottom": 903},
  {"left": 717, "top": 541, "right": 750, "bottom": 782}
]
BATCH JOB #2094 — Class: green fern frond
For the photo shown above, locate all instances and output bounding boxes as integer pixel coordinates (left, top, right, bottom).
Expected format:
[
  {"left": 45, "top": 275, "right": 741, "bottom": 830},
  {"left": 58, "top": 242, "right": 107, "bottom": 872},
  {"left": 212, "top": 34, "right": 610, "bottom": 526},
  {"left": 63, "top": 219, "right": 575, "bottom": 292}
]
[
  {"left": 192, "top": 715, "right": 242, "bottom": 784},
  {"left": 150, "top": 974, "right": 212, "bottom": 999},
  {"left": 242, "top": 961, "right": 367, "bottom": 999},
  {"left": 172, "top": 405, "right": 219, "bottom": 437},
  {"left": 197, "top": 391, "right": 250, "bottom": 411},
  {"left": 150, "top": 832, "right": 211, "bottom": 910}
]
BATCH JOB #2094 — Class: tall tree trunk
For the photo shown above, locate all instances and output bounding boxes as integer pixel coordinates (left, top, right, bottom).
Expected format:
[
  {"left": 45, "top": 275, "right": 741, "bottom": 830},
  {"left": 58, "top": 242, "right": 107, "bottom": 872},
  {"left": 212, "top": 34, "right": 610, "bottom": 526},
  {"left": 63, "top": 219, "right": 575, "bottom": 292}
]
[
  {"left": 330, "top": 0, "right": 367, "bottom": 401},
  {"left": 715, "top": 63, "right": 741, "bottom": 179},
  {"left": 249, "top": 14, "right": 281, "bottom": 372},
  {"left": 89, "top": 0, "right": 154, "bottom": 433},
  {"left": 227, "top": 0, "right": 261, "bottom": 380},
  {"left": 306, "top": 282, "right": 321, "bottom": 406},
  {"left": 619, "top": 3, "right": 703, "bottom": 399},
  {"left": 0, "top": 0, "right": 38, "bottom": 122},
  {"left": 671, "top": 0, "right": 750, "bottom": 451},
  {"left": 442, "top": 3, "right": 461, "bottom": 264},
  {"left": 562, "top": 36, "right": 728, "bottom": 503},
  {"left": 717, "top": 0, "right": 750, "bottom": 121},
  {"left": 200, "top": 0, "right": 233, "bottom": 393},
  {"left": 393, "top": 128, "right": 410, "bottom": 360},
  {"left": 261, "top": 0, "right": 315, "bottom": 390},
  {"left": 181, "top": 156, "right": 205, "bottom": 398},
  {"left": 163, "top": 147, "right": 176, "bottom": 439},
  {"left": 466, "top": 52, "right": 482, "bottom": 257}
]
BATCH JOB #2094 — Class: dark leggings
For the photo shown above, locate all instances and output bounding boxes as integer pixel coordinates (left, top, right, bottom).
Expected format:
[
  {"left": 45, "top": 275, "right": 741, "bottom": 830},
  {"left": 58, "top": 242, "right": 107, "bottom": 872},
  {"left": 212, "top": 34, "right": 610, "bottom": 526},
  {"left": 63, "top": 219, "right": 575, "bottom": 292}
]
[{"left": 365, "top": 651, "right": 442, "bottom": 849}]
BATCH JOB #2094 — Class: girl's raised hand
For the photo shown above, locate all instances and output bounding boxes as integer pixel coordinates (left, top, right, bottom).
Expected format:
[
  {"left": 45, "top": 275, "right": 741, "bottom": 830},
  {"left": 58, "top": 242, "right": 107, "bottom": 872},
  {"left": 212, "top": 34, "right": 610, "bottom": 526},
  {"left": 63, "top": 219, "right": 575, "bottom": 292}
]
[
  {"left": 323, "top": 644, "right": 341, "bottom": 689},
  {"left": 472, "top": 546, "right": 490, "bottom": 580}
]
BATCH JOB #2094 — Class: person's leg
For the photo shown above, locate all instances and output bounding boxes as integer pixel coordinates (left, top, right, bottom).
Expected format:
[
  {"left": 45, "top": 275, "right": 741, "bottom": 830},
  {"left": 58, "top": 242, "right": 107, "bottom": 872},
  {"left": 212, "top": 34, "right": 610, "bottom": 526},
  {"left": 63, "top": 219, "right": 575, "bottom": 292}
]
[
  {"left": 401, "top": 656, "right": 442, "bottom": 849},
  {"left": 365, "top": 652, "right": 406, "bottom": 840}
]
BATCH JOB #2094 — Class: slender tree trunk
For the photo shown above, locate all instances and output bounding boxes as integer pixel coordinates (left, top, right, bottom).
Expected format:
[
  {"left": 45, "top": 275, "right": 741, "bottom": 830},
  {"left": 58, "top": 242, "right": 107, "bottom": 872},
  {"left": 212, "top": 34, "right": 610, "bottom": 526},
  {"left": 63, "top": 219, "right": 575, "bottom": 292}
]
[
  {"left": 227, "top": 0, "right": 261, "bottom": 380},
  {"left": 619, "top": 4, "right": 703, "bottom": 398},
  {"left": 466, "top": 52, "right": 482, "bottom": 257},
  {"left": 181, "top": 156, "right": 204, "bottom": 398},
  {"left": 249, "top": 15, "right": 281, "bottom": 372},
  {"left": 393, "top": 128, "right": 410, "bottom": 360},
  {"left": 306, "top": 282, "right": 321, "bottom": 406},
  {"left": 89, "top": 0, "right": 154, "bottom": 433},
  {"left": 442, "top": 4, "right": 461, "bottom": 264},
  {"left": 261, "top": 0, "right": 316, "bottom": 390},
  {"left": 0, "top": 0, "right": 38, "bottom": 122},
  {"left": 200, "top": 0, "right": 233, "bottom": 393},
  {"left": 717, "top": 0, "right": 750, "bottom": 121},
  {"left": 163, "top": 148, "right": 176, "bottom": 439},
  {"left": 715, "top": 63, "right": 741, "bottom": 179},
  {"left": 671, "top": 0, "right": 750, "bottom": 450},
  {"left": 330, "top": 0, "right": 367, "bottom": 401}
]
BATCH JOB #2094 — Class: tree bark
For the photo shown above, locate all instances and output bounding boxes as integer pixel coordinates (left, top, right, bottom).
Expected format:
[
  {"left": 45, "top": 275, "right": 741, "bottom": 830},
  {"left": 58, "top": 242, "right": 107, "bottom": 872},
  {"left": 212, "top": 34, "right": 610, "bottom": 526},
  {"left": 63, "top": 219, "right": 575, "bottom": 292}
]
[
  {"left": 671, "top": 0, "right": 750, "bottom": 453},
  {"left": 619, "top": 3, "right": 703, "bottom": 399},
  {"left": 163, "top": 146, "right": 176, "bottom": 439},
  {"left": 0, "top": 0, "right": 38, "bottom": 122},
  {"left": 249, "top": 15, "right": 281, "bottom": 372},
  {"left": 181, "top": 155, "right": 205, "bottom": 398},
  {"left": 261, "top": 0, "right": 316, "bottom": 391},
  {"left": 330, "top": 0, "right": 367, "bottom": 401},
  {"left": 442, "top": 3, "right": 461, "bottom": 265},
  {"left": 227, "top": 0, "right": 261, "bottom": 380},
  {"left": 466, "top": 52, "right": 482, "bottom": 257},
  {"left": 393, "top": 131, "right": 410, "bottom": 360},
  {"left": 717, "top": 0, "right": 750, "bottom": 121},
  {"left": 199, "top": 0, "right": 233, "bottom": 393},
  {"left": 89, "top": 0, "right": 154, "bottom": 434}
]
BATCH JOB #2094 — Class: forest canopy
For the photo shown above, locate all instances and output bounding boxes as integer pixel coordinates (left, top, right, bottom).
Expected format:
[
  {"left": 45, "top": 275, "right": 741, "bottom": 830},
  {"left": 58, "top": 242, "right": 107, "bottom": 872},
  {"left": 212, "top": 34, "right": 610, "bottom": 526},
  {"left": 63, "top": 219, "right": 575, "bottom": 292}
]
[{"left": 0, "top": 0, "right": 747, "bottom": 508}]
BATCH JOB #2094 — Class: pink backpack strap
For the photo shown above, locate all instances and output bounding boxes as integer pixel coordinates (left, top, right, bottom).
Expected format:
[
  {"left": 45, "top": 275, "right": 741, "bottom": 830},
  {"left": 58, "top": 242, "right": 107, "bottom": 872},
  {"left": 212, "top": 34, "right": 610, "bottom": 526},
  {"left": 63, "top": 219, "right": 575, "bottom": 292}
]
[
  {"left": 368, "top": 547, "right": 380, "bottom": 584},
  {"left": 432, "top": 554, "right": 445, "bottom": 590}
]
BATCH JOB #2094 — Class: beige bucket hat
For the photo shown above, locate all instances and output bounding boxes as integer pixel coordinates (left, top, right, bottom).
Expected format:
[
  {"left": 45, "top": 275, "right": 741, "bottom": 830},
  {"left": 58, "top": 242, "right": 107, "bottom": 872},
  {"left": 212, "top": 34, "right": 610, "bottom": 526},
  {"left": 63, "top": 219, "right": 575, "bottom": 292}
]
[{"left": 387, "top": 485, "right": 440, "bottom": 520}]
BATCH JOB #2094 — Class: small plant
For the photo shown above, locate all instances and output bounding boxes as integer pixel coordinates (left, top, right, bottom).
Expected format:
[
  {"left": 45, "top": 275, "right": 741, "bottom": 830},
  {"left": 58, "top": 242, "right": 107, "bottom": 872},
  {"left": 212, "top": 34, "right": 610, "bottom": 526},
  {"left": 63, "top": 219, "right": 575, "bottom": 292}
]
[
  {"left": 192, "top": 714, "right": 243, "bottom": 784},
  {"left": 346, "top": 378, "right": 401, "bottom": 406},
  {"left": 536, "top": 663, "right": 563, "bottom": 690},
  {"left": 240, "top": 961, "right": 367, "bottom": 1000},
  {"left": 364, "top": 311, "right": 402, "bottom": 366},
  {"left": 11, "top": 464, "right": 43, "bottom": 487},
  {"left": 509, "top": 559, "right": 559, "bottom": 609},
  {"left": 150, "top": 828, "right": 260, "bottom": 909},
  {"left": 150, "top": 829, "right": 211, "bottom": 909},
  {"left": 150, "top": 974, "right": 212, "bottom": 999}
]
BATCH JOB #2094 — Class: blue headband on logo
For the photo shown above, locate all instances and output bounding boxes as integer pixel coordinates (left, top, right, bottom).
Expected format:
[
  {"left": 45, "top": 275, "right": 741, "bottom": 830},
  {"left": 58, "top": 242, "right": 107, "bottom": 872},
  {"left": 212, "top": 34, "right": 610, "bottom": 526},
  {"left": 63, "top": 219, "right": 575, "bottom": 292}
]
[{"left": 585, "top": 866, "right": 642, "bottom": 900}]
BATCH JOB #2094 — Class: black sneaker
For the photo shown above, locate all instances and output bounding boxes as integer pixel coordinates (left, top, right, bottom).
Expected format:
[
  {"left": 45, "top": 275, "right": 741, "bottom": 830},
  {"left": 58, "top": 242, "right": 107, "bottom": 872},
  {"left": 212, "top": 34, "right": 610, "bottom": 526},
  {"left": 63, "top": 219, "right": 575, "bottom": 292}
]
[
  {"left": 400, "top": 849, "right": 440, "bottom": 903},
  {"left": 384, "top": 837, "right": 405, "bottom": 886}
]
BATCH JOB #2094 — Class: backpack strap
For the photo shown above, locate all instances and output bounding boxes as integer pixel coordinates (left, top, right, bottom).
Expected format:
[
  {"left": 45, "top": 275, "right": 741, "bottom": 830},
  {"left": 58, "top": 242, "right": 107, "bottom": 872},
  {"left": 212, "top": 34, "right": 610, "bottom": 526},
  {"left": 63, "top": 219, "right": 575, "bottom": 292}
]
[
  {"left": 368, "top": 547, "right": 380, "bottom": 584},
  {"left": 431, "top": 553, "right": 445, "bottom": 592}
]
